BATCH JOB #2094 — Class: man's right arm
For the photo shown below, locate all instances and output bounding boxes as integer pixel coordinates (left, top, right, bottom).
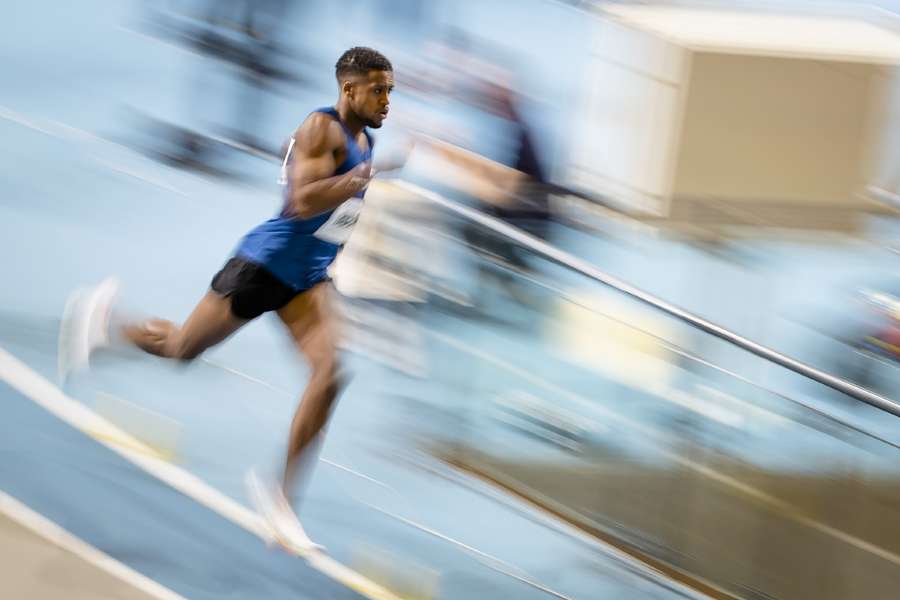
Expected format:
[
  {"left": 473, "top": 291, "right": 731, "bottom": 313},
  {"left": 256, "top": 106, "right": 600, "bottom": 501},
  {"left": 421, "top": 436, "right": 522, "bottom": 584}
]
[{"left": 286, "top": 113, "right": 371, "bottom": 220}]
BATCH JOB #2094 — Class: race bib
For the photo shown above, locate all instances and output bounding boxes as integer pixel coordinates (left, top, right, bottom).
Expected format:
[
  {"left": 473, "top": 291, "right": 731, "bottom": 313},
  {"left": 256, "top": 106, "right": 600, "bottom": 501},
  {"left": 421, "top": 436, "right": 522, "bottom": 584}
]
[{"left": 314, "top": 198, "right": 363, "bottom": 245}]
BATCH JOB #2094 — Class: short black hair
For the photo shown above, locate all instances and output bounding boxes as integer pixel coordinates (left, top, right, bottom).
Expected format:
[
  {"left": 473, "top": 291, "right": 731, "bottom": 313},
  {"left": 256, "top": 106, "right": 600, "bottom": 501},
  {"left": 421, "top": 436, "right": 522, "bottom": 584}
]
[{"left": 335, "top": 47, "right": 392, "bottom": 80}]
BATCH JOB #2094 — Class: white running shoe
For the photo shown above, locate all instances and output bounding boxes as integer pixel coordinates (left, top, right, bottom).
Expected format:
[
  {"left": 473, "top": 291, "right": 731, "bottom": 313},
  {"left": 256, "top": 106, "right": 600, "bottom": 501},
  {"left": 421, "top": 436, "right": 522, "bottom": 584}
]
[
  {"left": 58, "top": 277, "right": 120, "bottom": 384},
  {"left": 245, "top": 469, "right": 324, "bottom": 556}
]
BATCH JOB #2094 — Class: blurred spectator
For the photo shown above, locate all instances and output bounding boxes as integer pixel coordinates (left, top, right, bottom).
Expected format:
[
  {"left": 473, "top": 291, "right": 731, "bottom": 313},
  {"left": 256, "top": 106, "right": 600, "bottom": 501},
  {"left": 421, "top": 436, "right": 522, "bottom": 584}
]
[
  {"left": 411, "top": 30, "right": 556, "bottom": 318},
  {"left": 137, "top": 0, "right": 299, "bottom": 172}
]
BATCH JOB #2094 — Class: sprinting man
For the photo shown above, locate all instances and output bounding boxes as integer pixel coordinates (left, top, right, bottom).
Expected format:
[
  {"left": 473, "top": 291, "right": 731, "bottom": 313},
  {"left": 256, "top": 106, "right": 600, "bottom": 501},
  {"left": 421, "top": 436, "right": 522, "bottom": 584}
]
[{"left": 60, "top": 46, "right": 395, "bottom": 552}]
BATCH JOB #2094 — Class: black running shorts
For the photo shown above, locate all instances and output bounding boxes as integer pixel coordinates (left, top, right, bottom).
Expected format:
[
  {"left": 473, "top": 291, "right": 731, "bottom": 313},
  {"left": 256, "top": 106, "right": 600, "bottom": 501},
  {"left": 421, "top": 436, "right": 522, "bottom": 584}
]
[{"left": 210, "top": 258, "right": 298, "bottom": 320}]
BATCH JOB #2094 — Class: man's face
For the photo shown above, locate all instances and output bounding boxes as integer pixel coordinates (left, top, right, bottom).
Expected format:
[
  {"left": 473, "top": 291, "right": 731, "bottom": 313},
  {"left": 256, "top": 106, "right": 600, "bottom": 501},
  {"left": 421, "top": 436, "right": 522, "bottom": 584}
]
[{"left": 347, "top": 69, "right": 394, "bottom": 128}]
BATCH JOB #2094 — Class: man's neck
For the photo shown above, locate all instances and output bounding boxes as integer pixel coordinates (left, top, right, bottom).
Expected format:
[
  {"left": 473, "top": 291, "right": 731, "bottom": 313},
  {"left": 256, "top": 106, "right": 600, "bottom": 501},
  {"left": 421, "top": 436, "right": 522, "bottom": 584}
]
[{"left": 335, "top": 102, "right": 364, "bottom": 137}]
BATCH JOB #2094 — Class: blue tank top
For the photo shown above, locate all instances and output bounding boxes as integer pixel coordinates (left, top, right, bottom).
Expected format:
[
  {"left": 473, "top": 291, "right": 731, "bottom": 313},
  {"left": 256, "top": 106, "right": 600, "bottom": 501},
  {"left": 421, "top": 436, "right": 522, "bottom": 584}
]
[{"left": 235, "top": 107, "right": 373, "bottom": 290}]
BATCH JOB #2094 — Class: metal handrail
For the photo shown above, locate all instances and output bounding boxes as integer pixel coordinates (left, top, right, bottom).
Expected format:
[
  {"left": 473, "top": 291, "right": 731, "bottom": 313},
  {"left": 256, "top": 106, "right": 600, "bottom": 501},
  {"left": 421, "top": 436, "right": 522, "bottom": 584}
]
[{"left": 392, "top": 179, "right": 900, "bottom": 417}]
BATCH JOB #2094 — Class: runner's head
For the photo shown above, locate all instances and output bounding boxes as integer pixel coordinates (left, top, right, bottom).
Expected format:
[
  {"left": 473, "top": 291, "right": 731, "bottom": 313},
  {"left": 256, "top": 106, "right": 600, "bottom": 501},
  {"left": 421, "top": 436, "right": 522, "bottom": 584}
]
[{"left": 335, "top": 47, "right": 393, "bottom": 129}]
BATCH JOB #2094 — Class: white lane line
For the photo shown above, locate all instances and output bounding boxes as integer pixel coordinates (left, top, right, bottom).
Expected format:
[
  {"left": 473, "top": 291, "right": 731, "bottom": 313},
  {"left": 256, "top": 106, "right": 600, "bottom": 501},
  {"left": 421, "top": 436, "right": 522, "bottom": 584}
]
[
  {"left": 320, "top": 450, "right": 578, "bottom": 600},
  {"left": 200, "top": 357, "right": 293, "bottom": 398},
  {"left": 399, "top": 452, "right": 710, "bottom": 599},
  {"left": 0, "top": 105, "right": 60, "bottom": 137},
  {"left": 94, "top": 158, "right": 188, "bottom": 196},
  {"left": 0, "top": 104, "right": 189, "bottom": 196},
  {"left": 320, "top": 458, "right": 396, "bottom": 491},
  {"left": 0, "top": 490, "right": 187, "bottom": 600},
  {"left": 364, "top": 502, "right": 575, "bottom": 600},
  {"left": 0, "top": 346, "right": 404, "bottom": 600}
]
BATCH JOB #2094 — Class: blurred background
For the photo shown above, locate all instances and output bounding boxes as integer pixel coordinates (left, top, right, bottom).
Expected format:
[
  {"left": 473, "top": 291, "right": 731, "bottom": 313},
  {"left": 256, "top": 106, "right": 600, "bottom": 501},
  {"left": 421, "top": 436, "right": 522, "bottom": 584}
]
[{"left": 5, "top": 0, "right": 900, "bottom": 598}]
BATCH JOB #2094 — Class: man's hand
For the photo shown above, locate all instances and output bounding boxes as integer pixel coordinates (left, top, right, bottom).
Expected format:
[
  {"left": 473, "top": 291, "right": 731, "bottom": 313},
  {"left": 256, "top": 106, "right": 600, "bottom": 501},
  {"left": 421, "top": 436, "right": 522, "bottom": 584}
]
[
  {"left": 348, "top": 161, "right": 373, "bottom": 191},
  {"left": 372, "top": 138, "right": 415, "bottom": 174}
]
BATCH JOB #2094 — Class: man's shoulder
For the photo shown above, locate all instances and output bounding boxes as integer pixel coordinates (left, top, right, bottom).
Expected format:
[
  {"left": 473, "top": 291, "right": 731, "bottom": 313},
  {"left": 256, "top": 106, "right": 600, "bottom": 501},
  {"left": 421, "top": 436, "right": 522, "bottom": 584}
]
[{"left": 295, "top": 111, "right": 344, "bottom": 152}]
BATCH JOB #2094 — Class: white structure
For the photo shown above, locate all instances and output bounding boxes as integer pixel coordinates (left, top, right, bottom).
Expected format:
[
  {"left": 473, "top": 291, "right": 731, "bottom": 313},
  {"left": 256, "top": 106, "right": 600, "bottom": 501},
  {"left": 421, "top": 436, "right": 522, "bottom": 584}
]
[{"left": 568, "top": 5, "right": 900, "bottom": 218}]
